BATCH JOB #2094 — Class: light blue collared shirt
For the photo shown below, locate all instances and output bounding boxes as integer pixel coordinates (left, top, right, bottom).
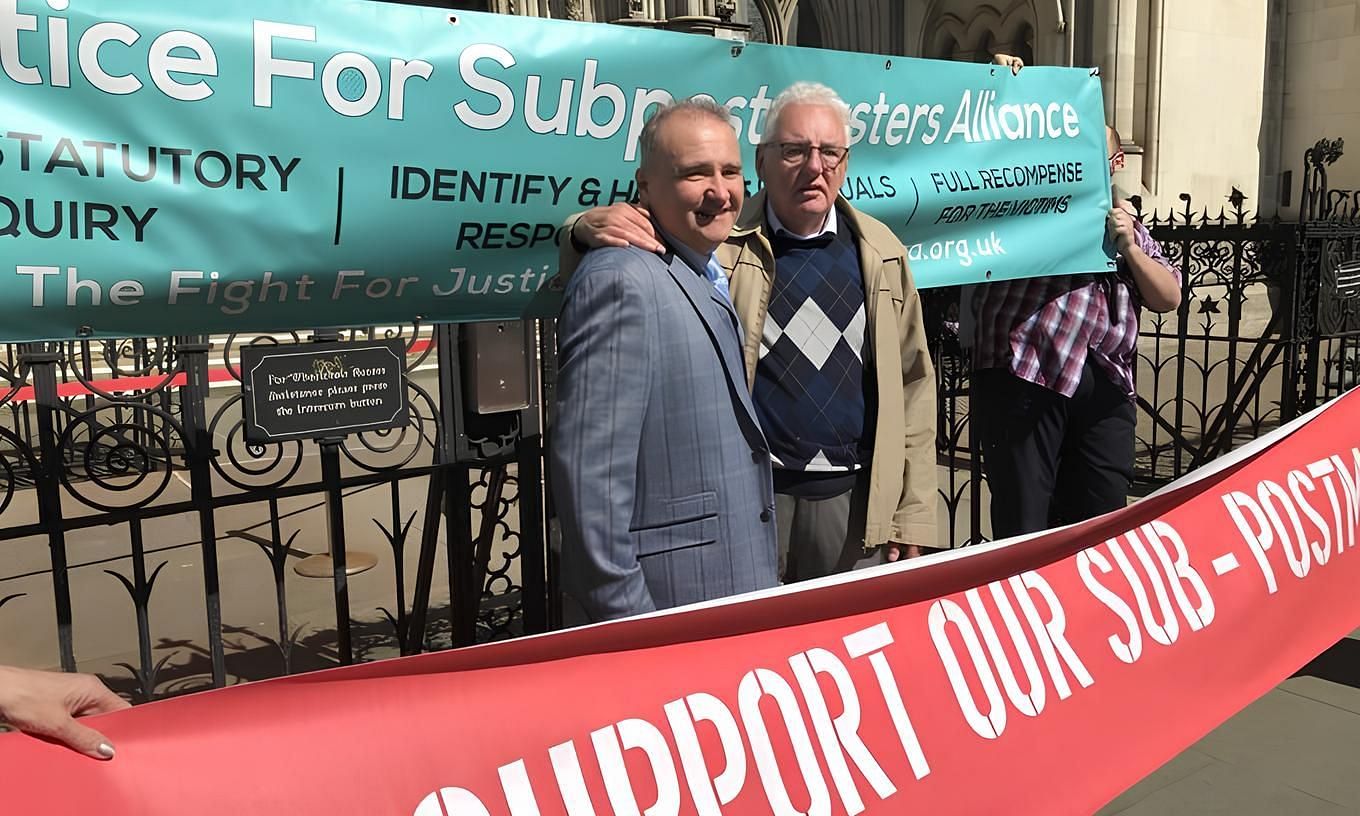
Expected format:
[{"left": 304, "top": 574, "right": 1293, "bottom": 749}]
[{"left": 658, "top": 227, "right": 731, "bottom": 305}]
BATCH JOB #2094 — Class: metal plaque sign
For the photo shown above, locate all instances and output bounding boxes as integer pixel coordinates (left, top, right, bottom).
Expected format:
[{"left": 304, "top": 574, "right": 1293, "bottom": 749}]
[{"left": 241, "top": 339, "right": 408, "bottom": 443}]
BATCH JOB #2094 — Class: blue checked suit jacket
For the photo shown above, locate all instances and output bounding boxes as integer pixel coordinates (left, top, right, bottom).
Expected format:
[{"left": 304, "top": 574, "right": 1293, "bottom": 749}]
[{"left": 550, "top": 244, "right": 778, "bottom": 622}]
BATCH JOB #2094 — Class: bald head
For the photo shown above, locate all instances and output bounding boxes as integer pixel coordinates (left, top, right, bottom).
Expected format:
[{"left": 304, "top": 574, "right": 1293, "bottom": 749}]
[{"left": 634, "top": 101, "right": 744, "bottom": 255}]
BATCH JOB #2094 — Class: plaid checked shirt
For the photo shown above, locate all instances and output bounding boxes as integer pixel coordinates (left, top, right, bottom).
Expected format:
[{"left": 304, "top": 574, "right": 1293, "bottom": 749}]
[{"left": 972, "top": 221, "right": 1177, "bottom": 400}]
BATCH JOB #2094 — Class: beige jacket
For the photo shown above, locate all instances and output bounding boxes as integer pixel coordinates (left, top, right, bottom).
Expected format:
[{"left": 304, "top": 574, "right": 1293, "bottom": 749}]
[{"left": 560, "top": 191, "right": 939, "bottom": 550}]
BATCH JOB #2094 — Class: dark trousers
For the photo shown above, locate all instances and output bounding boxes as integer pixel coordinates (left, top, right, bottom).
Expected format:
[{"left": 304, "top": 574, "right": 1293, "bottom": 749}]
[
  {"left": 775, "top": 473, "right": 882, "bottom": 582},
  {"left": 972, "top": 360, "right": 1135, "bottom": 539}
]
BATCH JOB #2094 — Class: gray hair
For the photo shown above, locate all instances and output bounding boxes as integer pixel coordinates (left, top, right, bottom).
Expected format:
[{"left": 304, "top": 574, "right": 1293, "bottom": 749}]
[
  {"left": 638, "top": 97, "right": 733, "bottom": 165},
  {"left": 760, "top": 81, "right": 852, "bottom": 145}
]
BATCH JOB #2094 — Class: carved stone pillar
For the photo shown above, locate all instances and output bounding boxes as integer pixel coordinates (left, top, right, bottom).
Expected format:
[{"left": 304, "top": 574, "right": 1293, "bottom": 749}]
[{"left": 1096, "top": 0, "right": 1138, "bottom": 138}]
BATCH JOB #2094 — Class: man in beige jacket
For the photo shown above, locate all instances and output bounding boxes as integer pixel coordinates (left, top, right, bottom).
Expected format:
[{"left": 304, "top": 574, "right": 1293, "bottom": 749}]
[{"left": 564, "top": 82, "right": 937, "bottom": 581}]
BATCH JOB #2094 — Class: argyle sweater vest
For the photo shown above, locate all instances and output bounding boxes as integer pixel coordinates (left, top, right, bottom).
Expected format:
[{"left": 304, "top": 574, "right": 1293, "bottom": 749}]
[{"left": 754, "top": 227, "right": 874, "bottom": 494}]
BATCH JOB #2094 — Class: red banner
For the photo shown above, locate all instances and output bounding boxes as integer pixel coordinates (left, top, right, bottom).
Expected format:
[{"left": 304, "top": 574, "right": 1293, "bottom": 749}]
[{"left": 4, "top": 390, "right": 1359, "bottom": 815}]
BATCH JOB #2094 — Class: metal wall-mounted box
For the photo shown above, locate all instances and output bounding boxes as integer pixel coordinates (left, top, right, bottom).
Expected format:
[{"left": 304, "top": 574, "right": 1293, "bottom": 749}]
[{"left": 463, "top": 320, "right": 533, "bottom": 413}]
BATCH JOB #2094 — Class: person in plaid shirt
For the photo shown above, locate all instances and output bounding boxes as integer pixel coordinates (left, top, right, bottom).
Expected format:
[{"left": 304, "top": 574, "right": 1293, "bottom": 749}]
[{"left": 971, "top": 127, "right": 1181, "bottom": 538}]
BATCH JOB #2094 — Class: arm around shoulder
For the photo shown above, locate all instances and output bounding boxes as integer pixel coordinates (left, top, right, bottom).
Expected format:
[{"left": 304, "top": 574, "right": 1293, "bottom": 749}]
[
  {"left": 556, "top": 211, "right": 588, "bottom": 289},
  {"left": 557, "top": 204, "right": 664, "bottom": 290}
]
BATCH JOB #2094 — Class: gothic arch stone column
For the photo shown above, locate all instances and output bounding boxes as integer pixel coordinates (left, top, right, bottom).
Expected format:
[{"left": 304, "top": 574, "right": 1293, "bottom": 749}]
[
  {"left": 1028, "top": 0, "right": 1064, "bottom": 64},
  {"left": 919, "top": 1, "right": 1057, "bottom": 64},
  {"left": 751, "top": 0, "right": 792, "bottom": 44},
  {"left": 804, "top": 0, "right": 840, "bottom": 49}
]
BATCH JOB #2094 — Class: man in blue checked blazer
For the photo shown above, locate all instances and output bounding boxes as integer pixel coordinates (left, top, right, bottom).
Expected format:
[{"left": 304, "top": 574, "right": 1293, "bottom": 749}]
[{"left": 549, "top": 99, "right": 779, "bottom": 622}]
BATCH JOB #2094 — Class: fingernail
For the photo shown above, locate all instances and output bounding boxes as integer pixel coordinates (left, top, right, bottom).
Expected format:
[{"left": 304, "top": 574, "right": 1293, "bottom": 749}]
[{"left": 97, "top": 743, "right": 115, "bottom": 759}]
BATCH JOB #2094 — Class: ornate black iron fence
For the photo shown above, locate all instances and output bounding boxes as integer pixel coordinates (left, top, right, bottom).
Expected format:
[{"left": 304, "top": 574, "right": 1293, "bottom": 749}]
[
  {"left": 1130, "top": 196, "right": 1296, "bottom": 486},
  {"left": 0, "top": 325, "right": 547, "bottom": 702},
  {"left": 1293, "top": 138, "right": 1360, "bottom": 412}
]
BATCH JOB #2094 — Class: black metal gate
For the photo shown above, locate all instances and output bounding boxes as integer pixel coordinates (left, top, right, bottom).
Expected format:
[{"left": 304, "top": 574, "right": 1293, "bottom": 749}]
[{"left": 0, "top": 324, "right": 547, "bottom": 701}]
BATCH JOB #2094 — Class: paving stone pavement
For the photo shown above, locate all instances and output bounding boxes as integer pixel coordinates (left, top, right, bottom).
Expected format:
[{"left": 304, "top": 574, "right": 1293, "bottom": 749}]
[{"left": 1098, "top": 631, "right": 1360, "bottom": 815}]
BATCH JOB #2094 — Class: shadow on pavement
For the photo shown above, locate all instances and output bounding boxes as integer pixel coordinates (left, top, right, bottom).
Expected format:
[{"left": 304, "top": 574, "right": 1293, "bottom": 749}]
[{"left": 1292, "top": 636, "right": 1360, "bottom": 689}]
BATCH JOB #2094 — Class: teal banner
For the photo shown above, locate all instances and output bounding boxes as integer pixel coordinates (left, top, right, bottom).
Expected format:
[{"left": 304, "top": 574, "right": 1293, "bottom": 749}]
[{"left": 0, "top": 0, "right": 1113, "bottom": 342}]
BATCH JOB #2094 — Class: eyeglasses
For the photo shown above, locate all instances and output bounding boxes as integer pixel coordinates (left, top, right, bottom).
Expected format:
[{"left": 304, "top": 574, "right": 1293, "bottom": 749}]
[{"left": 774, "top": 142, "right": 850, "bottom": 170}]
